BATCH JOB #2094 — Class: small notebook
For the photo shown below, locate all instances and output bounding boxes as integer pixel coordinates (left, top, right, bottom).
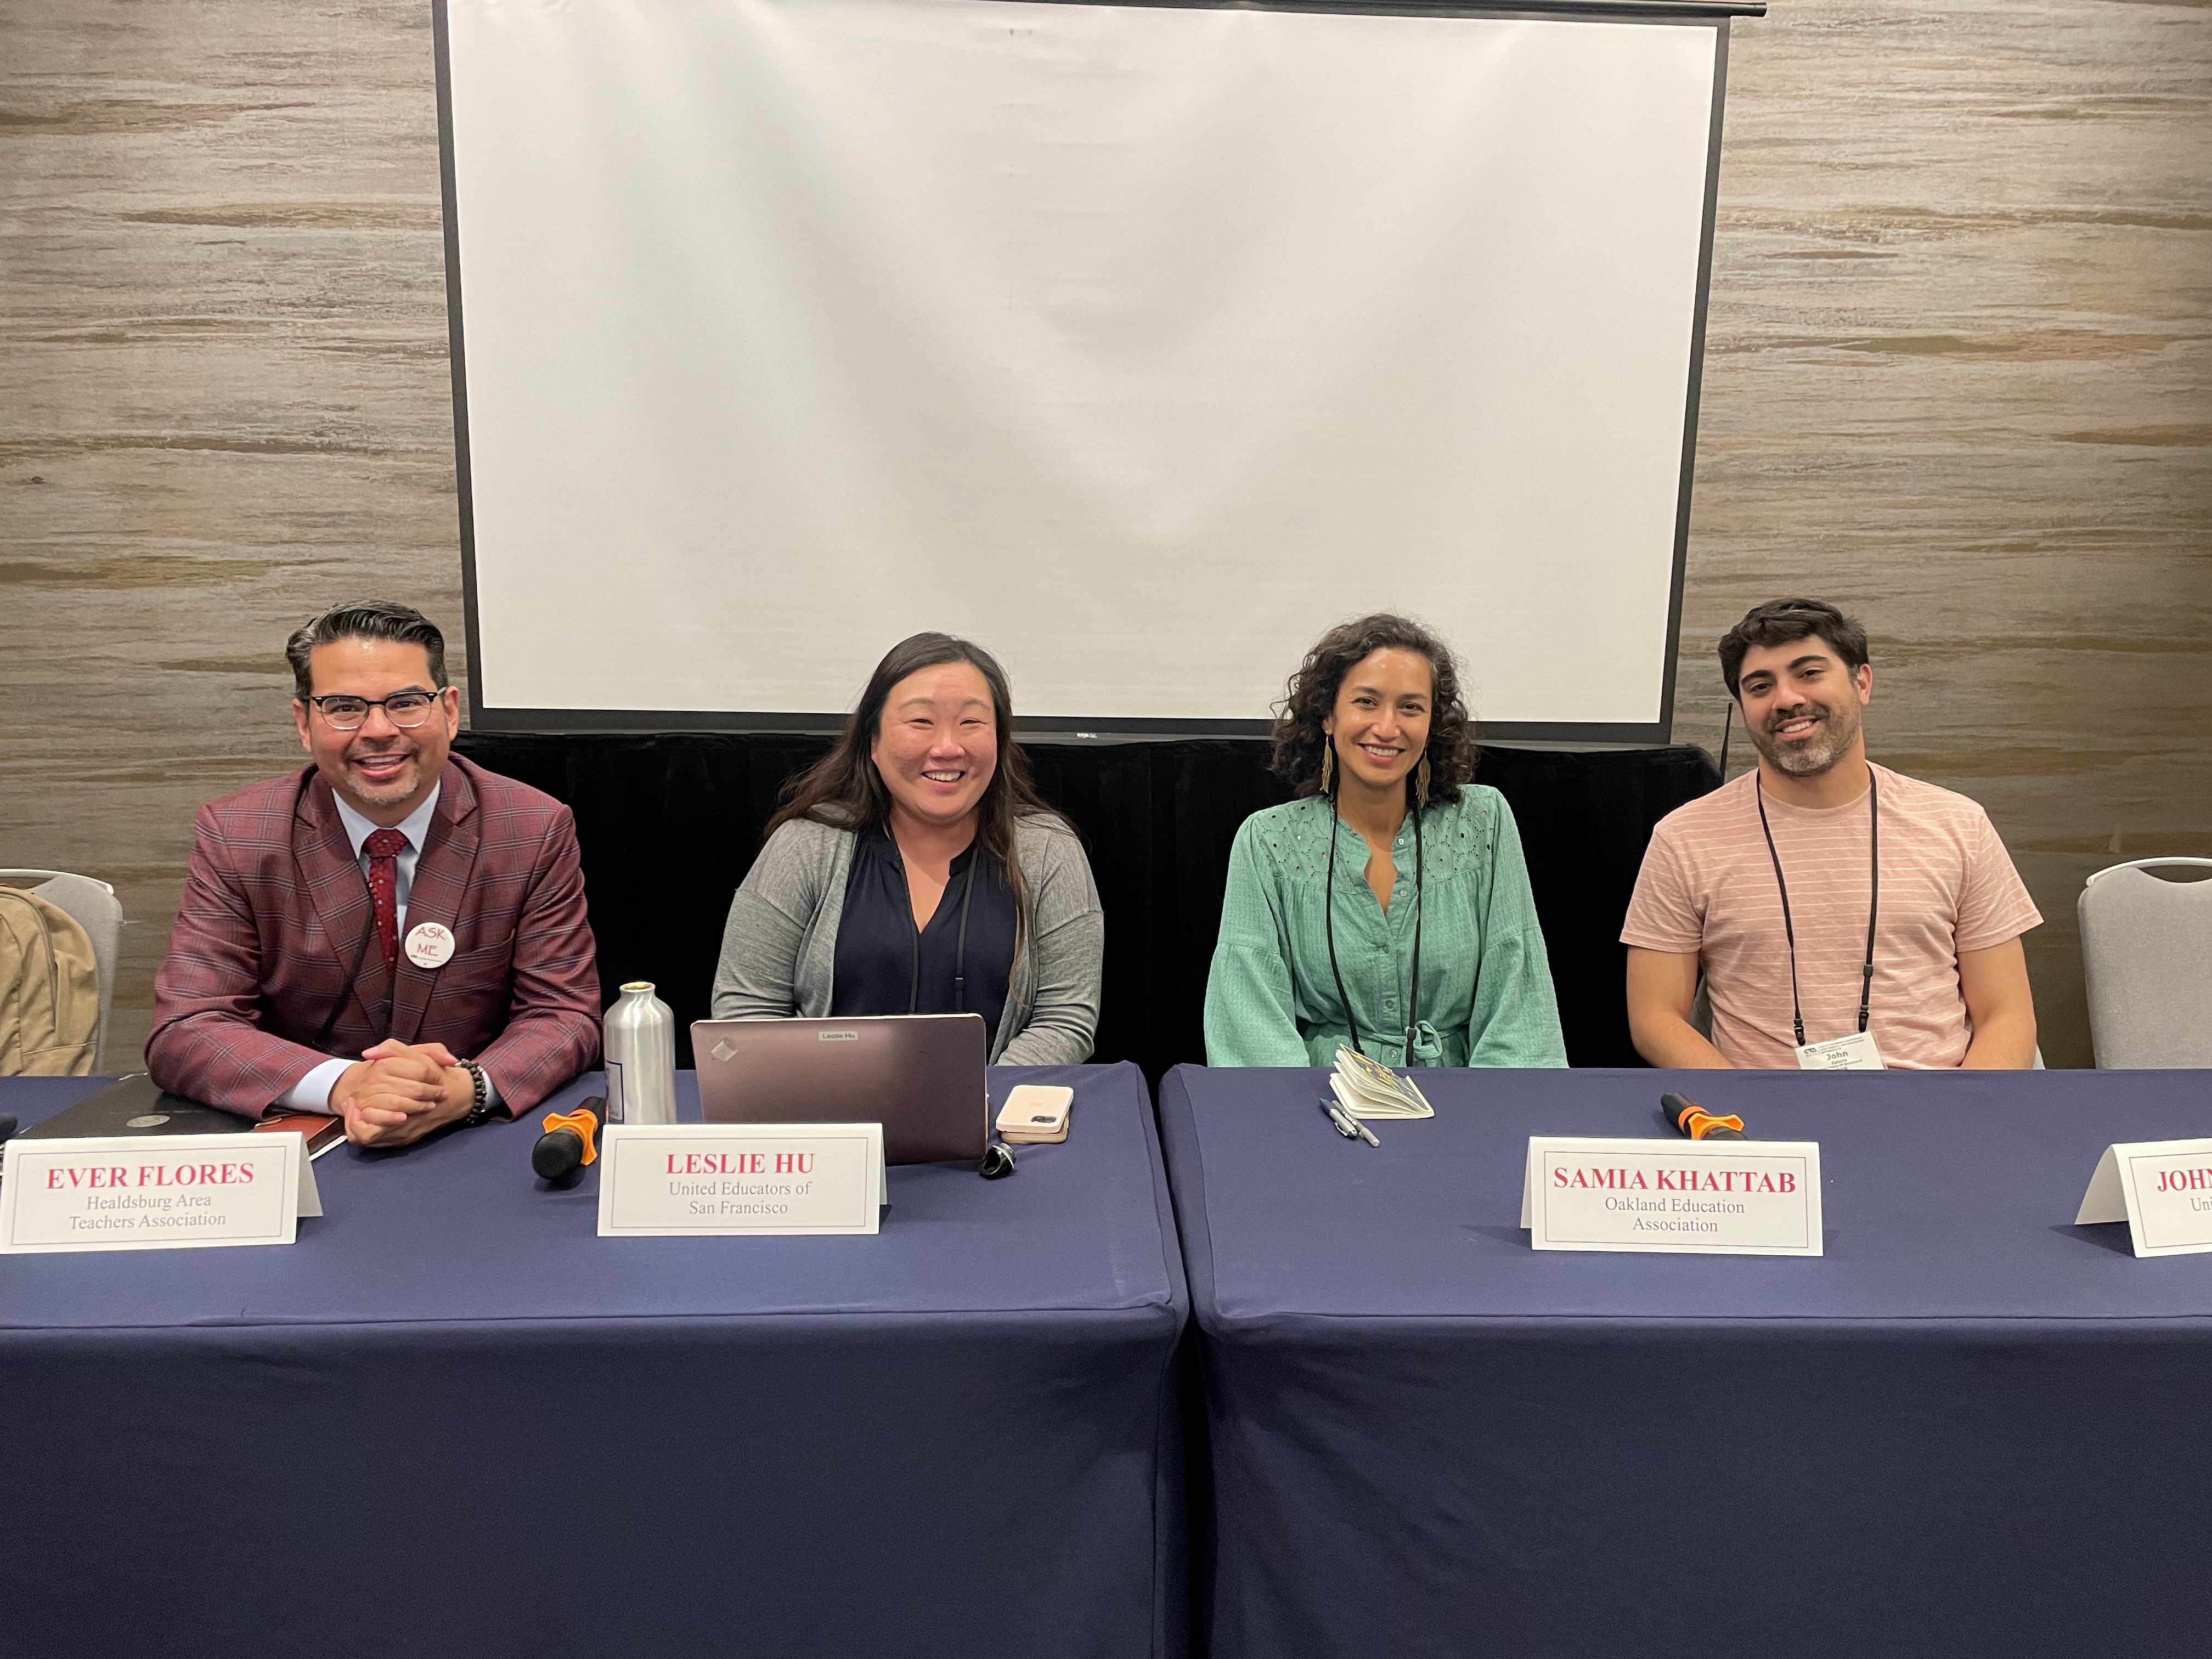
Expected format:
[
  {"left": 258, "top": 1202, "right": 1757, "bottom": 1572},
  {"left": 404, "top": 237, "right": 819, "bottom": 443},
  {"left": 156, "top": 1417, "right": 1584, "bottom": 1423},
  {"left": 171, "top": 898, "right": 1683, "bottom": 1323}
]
[
  {"left": 1329, "top": 1045, "right": 1436, "bottom": 1121},
  {"left": 255, "top": 1111, "right": 347, "bottom": 1157}
]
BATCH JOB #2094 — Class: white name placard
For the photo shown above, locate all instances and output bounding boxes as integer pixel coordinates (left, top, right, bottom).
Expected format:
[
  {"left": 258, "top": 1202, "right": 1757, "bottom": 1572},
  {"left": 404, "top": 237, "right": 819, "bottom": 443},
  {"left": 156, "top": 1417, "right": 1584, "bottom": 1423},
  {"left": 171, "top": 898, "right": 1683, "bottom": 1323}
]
[
  {"left": 2074, "top": 1137, "right": 2212, "bottom": 1258},
  {"left": 0, "top": 1132, "right": 321, "bottom": 1254},
  {"left": 596, "top": 1123, "right": 883, "bottom": 1237},
  {"left": 1521, "top": 1136, "right": 1824, "bottom": 1256}
]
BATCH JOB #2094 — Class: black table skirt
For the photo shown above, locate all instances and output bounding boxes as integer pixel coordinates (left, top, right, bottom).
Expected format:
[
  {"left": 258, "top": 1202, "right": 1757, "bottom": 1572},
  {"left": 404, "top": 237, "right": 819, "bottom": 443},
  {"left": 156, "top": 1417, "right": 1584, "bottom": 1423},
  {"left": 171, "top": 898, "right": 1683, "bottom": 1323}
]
[{"left": 455, "top": 732, "right": 1716, "bottom": 1076}]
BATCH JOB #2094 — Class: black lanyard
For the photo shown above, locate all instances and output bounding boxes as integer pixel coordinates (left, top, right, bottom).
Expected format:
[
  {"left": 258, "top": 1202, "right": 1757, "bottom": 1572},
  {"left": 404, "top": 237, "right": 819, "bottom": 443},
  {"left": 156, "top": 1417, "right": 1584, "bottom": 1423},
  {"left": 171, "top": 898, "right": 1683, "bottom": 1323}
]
[
  {"left": 312, "top": 834, "right": 411, "bottom": 1052},
  {"left": 311, "top": 904, "right": 380, "bottom": 1053},
  {"left": 1322, "top": 796, "right": 1426, "bottom": 1065},
  {"left": 1755, "top": 768, "right": 1879, "bottom": 1049},
  {"left": 900, "top": 848, "right": 978, "bottom": 1014}
]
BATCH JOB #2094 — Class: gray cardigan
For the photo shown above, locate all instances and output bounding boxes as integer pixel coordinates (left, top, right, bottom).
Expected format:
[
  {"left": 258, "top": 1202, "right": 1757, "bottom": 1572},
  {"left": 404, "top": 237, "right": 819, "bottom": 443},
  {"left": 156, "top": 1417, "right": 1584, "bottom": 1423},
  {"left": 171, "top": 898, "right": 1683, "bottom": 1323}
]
[{"left": 710, "top": 814, "right": 1104, "bottom": 1064}]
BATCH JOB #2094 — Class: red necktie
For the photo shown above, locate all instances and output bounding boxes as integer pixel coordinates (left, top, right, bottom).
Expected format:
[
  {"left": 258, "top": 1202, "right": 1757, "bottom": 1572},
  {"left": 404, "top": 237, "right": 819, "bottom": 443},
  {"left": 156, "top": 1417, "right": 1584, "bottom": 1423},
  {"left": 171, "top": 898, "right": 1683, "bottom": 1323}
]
[{"left": 363, "top": 828, "right": 409, "bottom": 971}]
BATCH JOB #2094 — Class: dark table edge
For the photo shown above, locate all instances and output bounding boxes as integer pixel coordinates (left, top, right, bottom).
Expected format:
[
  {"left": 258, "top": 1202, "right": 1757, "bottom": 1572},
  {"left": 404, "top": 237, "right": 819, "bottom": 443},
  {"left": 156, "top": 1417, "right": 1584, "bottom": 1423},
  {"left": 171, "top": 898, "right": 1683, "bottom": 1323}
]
[
  {"left": 1153, "top": 1065, "right": 2212, "bottom": 1341},
  {"left": 1158, "top": 1065, "right": 1222, "bottom": 1327},
  {"left": 2, "top": 1066, "right": 1191, "bottom": 1339},
  {"left": 1124, "top": 1057, "right": 1194, "bottom": 1323}
]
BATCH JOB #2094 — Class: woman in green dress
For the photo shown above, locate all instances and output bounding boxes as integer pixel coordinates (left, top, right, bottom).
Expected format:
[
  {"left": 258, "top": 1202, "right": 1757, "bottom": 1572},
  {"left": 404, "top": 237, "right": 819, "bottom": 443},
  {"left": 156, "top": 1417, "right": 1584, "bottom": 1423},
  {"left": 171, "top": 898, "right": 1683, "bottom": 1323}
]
[{"left": 1204, "top": 613, "right": 1567, "bottom": 1068}]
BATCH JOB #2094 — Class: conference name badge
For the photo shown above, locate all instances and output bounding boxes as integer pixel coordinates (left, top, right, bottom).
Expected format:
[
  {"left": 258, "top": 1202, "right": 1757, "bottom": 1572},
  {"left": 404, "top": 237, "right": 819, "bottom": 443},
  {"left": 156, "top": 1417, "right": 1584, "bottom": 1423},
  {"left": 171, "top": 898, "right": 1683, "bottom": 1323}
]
[
  {"left": 596, "top": 1122, "right": 883, "bottom": 1237},
  {"left": 2074, "top": 1137, "right": 2212, "bottom": 1258},
  {"left": 1796, "top": 1031, "right": 1884, "bottom": 1070},
  {"left": 1521, "top": 1136, "right": 1823, "bottom": 1256},
  {"left": 0, "top": 1133, "right": 323, "bottom": 1254}
]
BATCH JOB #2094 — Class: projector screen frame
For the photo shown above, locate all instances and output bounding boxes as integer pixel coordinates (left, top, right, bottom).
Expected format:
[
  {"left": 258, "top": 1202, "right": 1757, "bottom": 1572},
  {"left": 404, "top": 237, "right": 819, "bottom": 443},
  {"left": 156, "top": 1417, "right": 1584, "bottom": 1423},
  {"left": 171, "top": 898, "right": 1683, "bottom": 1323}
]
[{"left": 434, "top": 0, "right": 1758, "bottom": 742}]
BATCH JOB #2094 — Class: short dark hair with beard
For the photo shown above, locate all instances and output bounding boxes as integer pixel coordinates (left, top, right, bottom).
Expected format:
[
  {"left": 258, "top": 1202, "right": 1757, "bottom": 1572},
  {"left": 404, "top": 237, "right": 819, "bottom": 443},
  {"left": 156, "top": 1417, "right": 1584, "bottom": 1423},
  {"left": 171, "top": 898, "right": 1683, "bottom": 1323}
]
[{"left": 1718, "top": 599, "right": 1869, "bottom": 699}]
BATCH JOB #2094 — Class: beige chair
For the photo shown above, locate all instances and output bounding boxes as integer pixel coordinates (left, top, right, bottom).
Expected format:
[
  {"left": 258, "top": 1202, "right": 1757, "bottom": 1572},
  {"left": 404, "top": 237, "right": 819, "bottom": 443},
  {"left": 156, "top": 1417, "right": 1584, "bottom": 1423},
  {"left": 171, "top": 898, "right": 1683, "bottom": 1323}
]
[
  {"left": 2079, "top": 857, "right": 2212, "bottom": 1069},
  {"left": 0, "top": 870, "right": 124, "bottom": 1071}
]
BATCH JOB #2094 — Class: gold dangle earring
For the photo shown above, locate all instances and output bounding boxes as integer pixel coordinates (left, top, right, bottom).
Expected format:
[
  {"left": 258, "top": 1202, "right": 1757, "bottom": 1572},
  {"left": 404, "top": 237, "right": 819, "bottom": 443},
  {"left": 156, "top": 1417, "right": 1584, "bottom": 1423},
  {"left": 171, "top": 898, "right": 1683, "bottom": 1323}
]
[
  {"left": 1321, "top": 741, "right": 1335, "bottom": 797},
  {"left": 1416, "top": 755, "right": 1431, "bottom": 807}
]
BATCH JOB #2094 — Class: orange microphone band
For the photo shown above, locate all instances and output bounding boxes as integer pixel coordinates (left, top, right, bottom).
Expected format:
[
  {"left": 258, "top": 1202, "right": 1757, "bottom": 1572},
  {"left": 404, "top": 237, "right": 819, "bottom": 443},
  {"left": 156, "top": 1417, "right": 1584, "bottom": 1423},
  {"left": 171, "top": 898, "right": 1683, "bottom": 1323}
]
[
  {"left": 1684, "top": 1107, "right": 1746, "bottom": 1141},
  {"left": 1660, "top": 1091, "right": 1747, "bottom": 1142},
  {"left": 540, "top": 1106, "right": 601, "bottom": 1166}
]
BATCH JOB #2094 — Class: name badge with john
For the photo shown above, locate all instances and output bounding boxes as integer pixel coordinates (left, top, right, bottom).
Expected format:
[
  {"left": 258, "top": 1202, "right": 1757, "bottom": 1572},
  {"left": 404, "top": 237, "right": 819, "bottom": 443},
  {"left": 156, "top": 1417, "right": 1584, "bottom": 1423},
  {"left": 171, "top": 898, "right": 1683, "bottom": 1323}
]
[{"left": 1797, "top": 1030, "right": 1884, "bottom": 1071}]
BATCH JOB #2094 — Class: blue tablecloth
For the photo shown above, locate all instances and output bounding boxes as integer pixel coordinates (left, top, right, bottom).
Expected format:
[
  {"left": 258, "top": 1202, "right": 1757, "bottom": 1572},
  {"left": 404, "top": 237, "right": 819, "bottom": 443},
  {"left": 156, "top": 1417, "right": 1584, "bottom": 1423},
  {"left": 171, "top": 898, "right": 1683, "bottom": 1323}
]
[
  {"left": 1160, "top": 1065, "right": 2212, "bottom": 1659},
  {"left": 1, "top": 1065, "right": 1187, "bottom": 1659}
]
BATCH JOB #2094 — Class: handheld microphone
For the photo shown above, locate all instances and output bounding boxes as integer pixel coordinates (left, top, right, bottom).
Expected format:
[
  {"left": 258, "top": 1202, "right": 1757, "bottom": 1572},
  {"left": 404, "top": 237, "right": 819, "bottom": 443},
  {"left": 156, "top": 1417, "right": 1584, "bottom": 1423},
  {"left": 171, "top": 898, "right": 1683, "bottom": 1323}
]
[
  {"left": 533, "top": 1095, "right": 606, "bottom": 1182},
  {"left": 1660, "top": 1092, "right": 1745, "bottom": 1141}
]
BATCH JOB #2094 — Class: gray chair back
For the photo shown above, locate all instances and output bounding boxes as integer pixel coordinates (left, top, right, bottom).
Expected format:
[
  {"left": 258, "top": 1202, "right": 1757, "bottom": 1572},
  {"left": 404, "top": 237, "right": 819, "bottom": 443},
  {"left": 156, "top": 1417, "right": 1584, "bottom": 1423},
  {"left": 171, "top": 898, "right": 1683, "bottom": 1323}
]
[
  {"left": 2079, "top": 858, "right": 2212, "bottom": 1069},
  {"left": 0, "top": 869, "right": 124, "bottom": 1071}
]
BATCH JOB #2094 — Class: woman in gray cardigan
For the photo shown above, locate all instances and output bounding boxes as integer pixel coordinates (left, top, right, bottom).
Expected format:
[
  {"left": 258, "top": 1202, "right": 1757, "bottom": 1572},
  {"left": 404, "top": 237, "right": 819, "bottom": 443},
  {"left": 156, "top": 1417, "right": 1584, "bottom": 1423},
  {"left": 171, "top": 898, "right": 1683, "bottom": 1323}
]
[{"left": 711, "top": 633, "right": 1104, "bottom": 1064}]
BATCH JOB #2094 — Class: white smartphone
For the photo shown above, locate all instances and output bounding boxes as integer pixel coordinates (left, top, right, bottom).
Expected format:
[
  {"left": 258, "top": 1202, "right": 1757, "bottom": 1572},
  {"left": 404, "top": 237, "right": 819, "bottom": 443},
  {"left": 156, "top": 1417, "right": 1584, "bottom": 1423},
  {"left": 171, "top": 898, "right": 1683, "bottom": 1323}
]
[{"left": 995, "top": 1084, "right": 1074, "bottom": 1144}]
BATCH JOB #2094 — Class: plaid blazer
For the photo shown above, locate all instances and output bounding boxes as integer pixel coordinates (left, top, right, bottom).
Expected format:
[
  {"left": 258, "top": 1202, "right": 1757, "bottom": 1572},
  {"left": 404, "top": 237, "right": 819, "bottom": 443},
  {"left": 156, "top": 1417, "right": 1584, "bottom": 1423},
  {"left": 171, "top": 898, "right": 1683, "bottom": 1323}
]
[{"left": 148, "top": 756, "right": 601, "bottom": 1119}]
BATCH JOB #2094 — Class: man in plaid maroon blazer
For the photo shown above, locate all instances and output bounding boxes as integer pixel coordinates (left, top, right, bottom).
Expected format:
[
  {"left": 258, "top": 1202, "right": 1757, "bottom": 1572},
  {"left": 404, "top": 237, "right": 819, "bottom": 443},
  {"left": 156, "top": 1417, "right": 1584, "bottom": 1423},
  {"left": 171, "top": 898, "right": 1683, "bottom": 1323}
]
[{"left": 149, "top": 601, "right": 600, "bottom": 1146}]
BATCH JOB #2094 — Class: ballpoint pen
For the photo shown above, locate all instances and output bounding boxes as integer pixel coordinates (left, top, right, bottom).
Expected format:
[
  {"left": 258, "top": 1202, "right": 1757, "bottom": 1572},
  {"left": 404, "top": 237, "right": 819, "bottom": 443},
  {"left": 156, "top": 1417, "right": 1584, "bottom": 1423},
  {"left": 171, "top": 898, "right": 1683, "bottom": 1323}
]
[{"left": 1319, "top": 1095, "right": 1380, "bottom": 1147}]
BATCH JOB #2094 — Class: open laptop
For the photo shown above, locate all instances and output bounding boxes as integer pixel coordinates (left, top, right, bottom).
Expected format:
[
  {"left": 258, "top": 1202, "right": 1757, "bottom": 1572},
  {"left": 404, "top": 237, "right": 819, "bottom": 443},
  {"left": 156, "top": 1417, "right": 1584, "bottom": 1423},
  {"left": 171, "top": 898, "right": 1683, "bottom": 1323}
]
[
  {"left": 19, "top": 1075, "right": 242, "bottom": 1139},
  {"left": 14, "top": 1075, "right": 347, "bottom": 1156},
  {"left": 691, "top": 1013, "right": 989, "bottom": 1165}
]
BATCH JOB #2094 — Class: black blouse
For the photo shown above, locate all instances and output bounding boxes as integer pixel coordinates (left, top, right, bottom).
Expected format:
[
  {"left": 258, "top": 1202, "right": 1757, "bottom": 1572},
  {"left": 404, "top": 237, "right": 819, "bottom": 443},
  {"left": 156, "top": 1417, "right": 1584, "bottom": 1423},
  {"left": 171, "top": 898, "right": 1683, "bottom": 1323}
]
[{"left": 831, "top": 830, "right": 1019, "bottom": 1049}]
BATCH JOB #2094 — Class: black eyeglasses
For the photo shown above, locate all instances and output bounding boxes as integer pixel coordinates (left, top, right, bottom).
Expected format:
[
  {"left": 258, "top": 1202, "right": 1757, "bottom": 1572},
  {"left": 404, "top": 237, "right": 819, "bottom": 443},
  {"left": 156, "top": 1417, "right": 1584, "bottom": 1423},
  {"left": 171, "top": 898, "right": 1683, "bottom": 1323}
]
[{"left": 304, "top": 690, "right": 441, "bottom": 731}]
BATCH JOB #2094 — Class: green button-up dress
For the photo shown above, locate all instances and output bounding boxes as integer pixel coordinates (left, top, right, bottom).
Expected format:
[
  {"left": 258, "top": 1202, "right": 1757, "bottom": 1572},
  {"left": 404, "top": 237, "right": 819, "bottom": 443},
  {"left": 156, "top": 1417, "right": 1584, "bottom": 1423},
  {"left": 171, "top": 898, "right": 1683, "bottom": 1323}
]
[{"left": 1203, "top": 786, "right": 1567, "bottom": 1068}]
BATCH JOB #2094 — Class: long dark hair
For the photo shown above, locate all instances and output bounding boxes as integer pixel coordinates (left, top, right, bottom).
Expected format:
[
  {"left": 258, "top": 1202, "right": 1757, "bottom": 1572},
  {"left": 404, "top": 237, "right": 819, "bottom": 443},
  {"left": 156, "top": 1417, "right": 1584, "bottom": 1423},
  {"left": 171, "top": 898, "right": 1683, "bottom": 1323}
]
[
  {"left": 767, "top": 633, "right": 1061, "bottom": 927},
  {"left": 1269, "top": 612, "right": 1478, "bottom": 806}
]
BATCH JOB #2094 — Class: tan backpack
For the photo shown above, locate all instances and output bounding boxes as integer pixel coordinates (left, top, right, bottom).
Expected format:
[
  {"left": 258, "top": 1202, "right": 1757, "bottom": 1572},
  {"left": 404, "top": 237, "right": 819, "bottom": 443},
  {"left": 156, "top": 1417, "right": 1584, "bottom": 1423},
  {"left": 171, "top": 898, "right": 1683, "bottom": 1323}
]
[{"left": 0, "top": 887, "right": 100, "bottom": 1076}]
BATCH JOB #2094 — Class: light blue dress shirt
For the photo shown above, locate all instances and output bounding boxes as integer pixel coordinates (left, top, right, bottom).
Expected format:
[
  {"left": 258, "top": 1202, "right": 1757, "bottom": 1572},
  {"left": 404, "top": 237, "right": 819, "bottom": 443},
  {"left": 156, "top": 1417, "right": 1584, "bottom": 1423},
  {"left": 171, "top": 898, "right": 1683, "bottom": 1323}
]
[{"left": 281, "top": 785, "right": 498, "bottom": 1111}]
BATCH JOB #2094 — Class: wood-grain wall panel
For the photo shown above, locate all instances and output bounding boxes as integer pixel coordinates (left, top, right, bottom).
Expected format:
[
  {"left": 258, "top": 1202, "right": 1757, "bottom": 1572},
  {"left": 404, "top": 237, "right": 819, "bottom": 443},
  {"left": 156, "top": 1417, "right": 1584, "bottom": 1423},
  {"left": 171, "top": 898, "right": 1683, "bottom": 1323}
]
[
  {"left": 1674, "top": 0, "right": 2212, "bottom": 1065},
  {"left": 3, "top": 0, "right": 2205, "bottom": 1071},
  {"left": 2, "top": 0, "right": 460, "bottom": 1071}
]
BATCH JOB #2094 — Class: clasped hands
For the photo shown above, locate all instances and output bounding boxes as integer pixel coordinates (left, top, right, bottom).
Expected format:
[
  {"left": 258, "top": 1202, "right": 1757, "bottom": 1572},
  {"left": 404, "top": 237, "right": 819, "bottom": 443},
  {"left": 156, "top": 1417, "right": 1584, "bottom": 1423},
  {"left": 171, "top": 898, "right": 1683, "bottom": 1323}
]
[{"left": 330, "top": 1039, "right": 477, "bottom": 1147}]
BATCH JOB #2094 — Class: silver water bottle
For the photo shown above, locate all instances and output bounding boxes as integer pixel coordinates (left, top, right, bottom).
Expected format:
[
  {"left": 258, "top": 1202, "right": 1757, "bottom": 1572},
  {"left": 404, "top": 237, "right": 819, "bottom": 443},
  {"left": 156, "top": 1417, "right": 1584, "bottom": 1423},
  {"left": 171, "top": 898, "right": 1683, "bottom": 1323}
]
[{"left": 602, "top": 980, "right": 676, "bottom": 1125}]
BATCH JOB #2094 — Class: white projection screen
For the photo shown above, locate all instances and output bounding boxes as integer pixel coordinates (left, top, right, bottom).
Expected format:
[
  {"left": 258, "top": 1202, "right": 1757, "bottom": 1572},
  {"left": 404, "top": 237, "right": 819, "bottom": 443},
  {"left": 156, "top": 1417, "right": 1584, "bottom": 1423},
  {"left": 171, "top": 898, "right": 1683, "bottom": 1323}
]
[{"left": 436, "top": 0, "right": 1739, "bottom": 737}]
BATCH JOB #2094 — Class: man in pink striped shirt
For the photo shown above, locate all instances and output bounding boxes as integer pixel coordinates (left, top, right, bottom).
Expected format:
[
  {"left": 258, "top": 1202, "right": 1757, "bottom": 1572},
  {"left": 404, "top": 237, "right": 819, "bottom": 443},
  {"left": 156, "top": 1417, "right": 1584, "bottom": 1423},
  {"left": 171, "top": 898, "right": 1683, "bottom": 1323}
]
[{"left": 1623, "top": 599, "right": 2040, "bottom": 1070}]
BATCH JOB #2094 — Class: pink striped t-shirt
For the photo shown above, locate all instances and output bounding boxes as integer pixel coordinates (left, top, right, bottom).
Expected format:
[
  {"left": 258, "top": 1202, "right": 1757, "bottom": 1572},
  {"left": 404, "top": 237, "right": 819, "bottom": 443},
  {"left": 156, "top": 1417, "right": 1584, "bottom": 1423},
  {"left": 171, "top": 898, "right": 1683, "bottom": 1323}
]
[{"left": 1622, "top": 763, "right": 2041, "bottom": 1069}]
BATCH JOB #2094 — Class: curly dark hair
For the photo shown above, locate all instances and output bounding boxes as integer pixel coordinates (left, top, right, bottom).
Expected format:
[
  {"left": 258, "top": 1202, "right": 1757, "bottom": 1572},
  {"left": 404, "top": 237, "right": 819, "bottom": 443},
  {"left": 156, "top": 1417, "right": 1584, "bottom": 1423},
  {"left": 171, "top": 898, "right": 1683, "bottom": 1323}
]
[{"left": 1270, "top": 613, "right": 1477, "bottom": 805}]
